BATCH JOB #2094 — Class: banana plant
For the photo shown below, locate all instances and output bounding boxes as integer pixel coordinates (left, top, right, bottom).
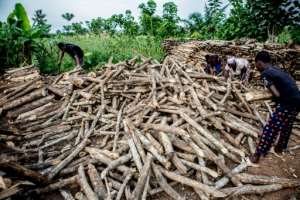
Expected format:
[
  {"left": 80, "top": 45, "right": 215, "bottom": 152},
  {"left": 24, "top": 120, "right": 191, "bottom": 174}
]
[{"left": 7, "top": 3, "right": 47, "bottom": 64}]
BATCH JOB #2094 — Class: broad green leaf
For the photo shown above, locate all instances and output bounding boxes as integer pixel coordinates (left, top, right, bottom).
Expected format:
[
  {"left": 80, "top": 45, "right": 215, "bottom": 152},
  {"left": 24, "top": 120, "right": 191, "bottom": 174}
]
[{"left": 14, "top": 3, "right": 31, "bottom": 32}]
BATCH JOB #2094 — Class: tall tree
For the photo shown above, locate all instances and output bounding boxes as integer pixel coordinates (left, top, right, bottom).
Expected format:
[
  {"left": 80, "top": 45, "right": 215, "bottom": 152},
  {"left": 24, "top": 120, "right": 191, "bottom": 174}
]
[
  {"left": 138, "top": 0, "right": 162, "bottom": 36},
  {"left": 86, "top": 17, "right": 105, "bottom": 34},
  {"left": 246, "top": 0, "right": 293, "bottom": 40},
  {"left": 62, "top": 13, "right": 74, "bottom": 21},
  {"left": 203, "top": 0, "right": 226, "bottom": 39},
  {"left": 62, "top": 13, "right": 74, "bottom": 34},
  {"left": 159, "top": 2, "right": 180, "bottom": 37},
  {"left": 122, "top": 10, "right": 139, "bottom": 36},
  {"left": 187, "top": 12, "right": 204, "bottom": 34},
  {"left": 32, "top": 9, "right": 51, "bottom": 34}
]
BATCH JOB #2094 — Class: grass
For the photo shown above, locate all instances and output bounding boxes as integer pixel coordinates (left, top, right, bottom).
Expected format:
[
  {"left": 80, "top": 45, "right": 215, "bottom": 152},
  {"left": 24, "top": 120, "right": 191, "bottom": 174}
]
[
  {"left": 34, "top": 34, "right": 165, "bottom": 74},
  {"left": 52, "top": 34, "right": 164, "bottom": 72}
]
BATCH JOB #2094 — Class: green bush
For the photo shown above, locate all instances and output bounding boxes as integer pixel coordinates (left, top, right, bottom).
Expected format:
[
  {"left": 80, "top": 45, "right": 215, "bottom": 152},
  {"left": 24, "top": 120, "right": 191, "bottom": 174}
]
[{"left": 277, "top": 26, "right": 300, "bottom": 45}]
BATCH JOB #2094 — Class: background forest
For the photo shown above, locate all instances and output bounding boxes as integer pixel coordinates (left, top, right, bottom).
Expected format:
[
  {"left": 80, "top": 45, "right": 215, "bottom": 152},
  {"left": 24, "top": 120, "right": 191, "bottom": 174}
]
[{"left": 0, "top": 0, "right": 299, "bottom": 74}]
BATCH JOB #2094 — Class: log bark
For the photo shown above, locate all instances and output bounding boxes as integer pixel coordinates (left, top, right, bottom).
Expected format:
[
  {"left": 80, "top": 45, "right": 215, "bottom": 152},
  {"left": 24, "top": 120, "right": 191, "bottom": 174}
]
[
  {"left": 152, "top": 163, "right": 185, "bottom": 200},
  {"left": 48, "top": 105, "right": 105, "bottom": 180},
  {"left": 2, "top": 88, "right": 47, "bottom": 111},
  {"left": 130, "top": 154, "right": 153, "bottom": 200},
  {"left": 159, "top": 166, "right": 226, "bottom": 198},
  {"left": 87, "top": 164, "right": 106, "bottom": 199},
  {"left": 77, "top": 165, "right": 98, "bottom": 200}
]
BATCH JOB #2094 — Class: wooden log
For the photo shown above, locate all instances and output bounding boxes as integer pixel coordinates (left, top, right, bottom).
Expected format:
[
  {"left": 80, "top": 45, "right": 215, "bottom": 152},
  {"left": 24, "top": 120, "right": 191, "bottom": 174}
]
[
  {"left": 159, "top": 166, "right": 226, "bottom": 198},
  {"left": 152, "top": 164, "right": 184, "bottom": 200},
  {"left": 237, "top": 173, "right": 300, "bottom": 187},
  {"left": 214, "top": 159, "right": 250, "bottom": 189},
  {"left": 233, "top": 85, "right": 252, "bottom": 113},
  {"left": 63, "top": 91, "right": 78, "bottom": 120},
  {"left": 115, "top": 171, "right": 133, "bottom": 200},
  {"left": 100, "top": 153, "right": 132, "bottom": 179},
  {"left": 48, "top": 104, "right": 105, "bottom": 180},
  {"left": 135, "top": 128, "right": 171, "bottom": 169},
  {"left": 6, "top": 95, "right": 54, "bottom": 118},
  {"left": 2, "top": 88, "right": 47, "bottom": 111},
  {"left": 130, "top": 154, "right": 153, "bottom": 200},
  {"left": 77, "top": 164, "right": 98, "bottom": 200},
  {"left": 159, "top": 117, "right": 175, "bottom": 159},
  {"left": 7, "top": 80, "right": 43, "bottom": 102},
  {"left": 60, "top": 190, "right": 76, "bottom": 200},
  {"left": 85, "top": 147, "right": 130, "bottom": 173},
  {"left": 245, "top": 90, "right": 272, "bottom": 102},
  {"left": 0, "top": 181, "right": 34, "bottom": 200},
  {"left": 0, "top": 161, "right": 48, "bottom": 185},
  {"left": 180, "top": 159, "right": 218, "bottom": 178},
  {"left": 189, "top": 129, "right": 242, "bottom": 186},
  {"left": 87, "top": 164, "right": 106, "bottom": 199},
  {"left": 221, "top": 184, "right": 285, "bottom": 196},
  {"left": 146, "top": 132, "right": 164, "bottom": 154},
  {"left": 112, "top": 101, "right": 126, "bottom": 152},
  {"left": 75, "top": 192, "right": 88, "bottom": 200},
  {"left": 32, "top": 176, "right": 78, "bottom": 194},
  {"left": 179, "top": 111, "right": 228, "bottom": 154},
  {"left": 2, "top": 77, "right": 40, "bottom": 100},
  {"left": 48, "top": 85, "right": 67, "bottom": 97},
  {"left": 17, "top": 102, "right": 54, "bottom": 120}
]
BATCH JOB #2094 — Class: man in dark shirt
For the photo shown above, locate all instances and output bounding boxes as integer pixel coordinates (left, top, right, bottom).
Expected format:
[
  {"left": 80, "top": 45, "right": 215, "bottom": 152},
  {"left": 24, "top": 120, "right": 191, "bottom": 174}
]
[
  {"left": 57, "top": 42, "right": 84, "bottom": 69},
  {"left": 250, "top": 51, "right": 300, "bottom": 163}
]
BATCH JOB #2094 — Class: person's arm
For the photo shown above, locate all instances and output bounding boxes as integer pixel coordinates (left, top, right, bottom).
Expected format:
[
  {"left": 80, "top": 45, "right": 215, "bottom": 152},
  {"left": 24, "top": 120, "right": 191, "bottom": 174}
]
[
  {"left": 262, "top": 73, "right": 280, "bottom": 97},
  {"left": 241, "top": 65, "right": 251, "bottom": 84},
  {"left": 58, "top": 51, "right": 64, "bottom": 66},
  {"left": 74, "top": 55, "right": 81, "bottom": 67},
  {"left": 269, "top": 84, "right": 280, "bottom": 97},
  {"left": 223, "top": 65, "right": 230, "bottom": 81}
]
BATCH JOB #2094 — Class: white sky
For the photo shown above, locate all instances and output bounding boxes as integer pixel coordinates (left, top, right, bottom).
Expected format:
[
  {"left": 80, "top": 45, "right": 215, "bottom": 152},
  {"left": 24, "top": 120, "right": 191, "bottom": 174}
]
[{"left": 0, "top": 0, "right": 228, "bottom": 31}]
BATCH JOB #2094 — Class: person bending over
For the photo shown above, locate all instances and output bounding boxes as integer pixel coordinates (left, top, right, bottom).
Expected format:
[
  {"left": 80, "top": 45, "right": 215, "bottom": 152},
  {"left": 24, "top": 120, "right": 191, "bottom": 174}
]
[
  {"left": 224, "top": 57, "right": 251, "bottom": 84},
  {"left": 204, "top": 54, "right": 222, "bottom": 75},
  {"left": 250, "top": 51, "right": 300, "bottom": 163},
  {"left": 57, "top": 42, "right": 84, "bottom": 69}
]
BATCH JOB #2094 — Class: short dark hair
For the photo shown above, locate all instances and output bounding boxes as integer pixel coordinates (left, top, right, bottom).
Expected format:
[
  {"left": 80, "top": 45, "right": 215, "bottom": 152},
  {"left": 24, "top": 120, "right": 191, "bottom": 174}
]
[
  {"left": 255, "top": 51, "right": 271, "bottom": 63},
  {"left": 205, "top": 55, "right": 210, "bottom": 60},
  {"left": 57, "top": 42, "right": 65, "bottom": 49}
]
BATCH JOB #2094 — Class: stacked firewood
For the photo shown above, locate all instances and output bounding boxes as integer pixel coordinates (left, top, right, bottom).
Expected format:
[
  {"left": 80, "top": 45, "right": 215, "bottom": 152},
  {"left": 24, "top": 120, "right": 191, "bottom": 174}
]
[
  {"left": 0, "top": 55, "right": 300, "bottom": 200},
  {"left": 163, "top": 39, "right": 300, "bottom": 79}
]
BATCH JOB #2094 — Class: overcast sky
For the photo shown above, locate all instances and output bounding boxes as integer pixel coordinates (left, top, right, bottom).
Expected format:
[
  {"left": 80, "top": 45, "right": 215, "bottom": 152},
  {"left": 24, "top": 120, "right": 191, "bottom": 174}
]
[{"left": 0, "top": 0, "right": 228, "bottom": 31}]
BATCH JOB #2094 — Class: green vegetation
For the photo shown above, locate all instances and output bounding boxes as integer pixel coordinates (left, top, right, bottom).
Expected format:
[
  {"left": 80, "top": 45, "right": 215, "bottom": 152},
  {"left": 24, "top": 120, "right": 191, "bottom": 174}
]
[
  {"left": 50, "top": 35, "right": 164, "bottom": 73},
  {"left": 0, "top": 0, "right": 299, "bottom": 74}
]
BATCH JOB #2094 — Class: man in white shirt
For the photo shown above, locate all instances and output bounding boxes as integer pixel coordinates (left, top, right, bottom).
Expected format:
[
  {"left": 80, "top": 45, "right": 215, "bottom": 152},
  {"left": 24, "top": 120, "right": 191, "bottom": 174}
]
[{"left": 224, "top": 57, "right": 251, "bottom": 84}]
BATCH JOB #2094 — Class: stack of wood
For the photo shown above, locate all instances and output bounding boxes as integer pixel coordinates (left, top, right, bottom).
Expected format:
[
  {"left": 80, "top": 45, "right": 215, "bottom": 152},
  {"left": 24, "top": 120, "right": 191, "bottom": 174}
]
[
  {"left": 163, "top": 39, "right": 300, "bottom": 79},
  {"left": 0, "top": 55, "right": 300, "bottom": 200}
]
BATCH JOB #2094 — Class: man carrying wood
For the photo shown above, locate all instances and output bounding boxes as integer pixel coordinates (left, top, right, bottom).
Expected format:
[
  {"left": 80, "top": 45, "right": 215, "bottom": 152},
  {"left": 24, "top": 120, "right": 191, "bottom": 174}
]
[
  {"left": 250, "top": 51, "right": 300, "bottom": 163},
  {"left": 57, "top": 42, "right": 84, "bottom": 69},
  {"left": 224, "top": 56, "right": 251, "bottom": 84},
  {"left": 204, "top": 54, "right": 222, "bottom": 76}
]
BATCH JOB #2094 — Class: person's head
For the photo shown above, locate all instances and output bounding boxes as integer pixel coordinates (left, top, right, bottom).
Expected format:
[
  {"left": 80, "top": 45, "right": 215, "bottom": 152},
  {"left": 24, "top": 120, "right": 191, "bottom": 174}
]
[
  {"left": 205, "top": 55, "right": 210, "bottom": 62},
  {"left": 227, "top": 57, "right": 236, "bottom": 69},
  {"left": 57, "top": 42, "right": 66, "bottom": 51},
  {"left": 255, "top": 51, "right": 271, "bottom": 71},
  {"left": 211, "top": 55, "right": 220, "bottom": 65}
]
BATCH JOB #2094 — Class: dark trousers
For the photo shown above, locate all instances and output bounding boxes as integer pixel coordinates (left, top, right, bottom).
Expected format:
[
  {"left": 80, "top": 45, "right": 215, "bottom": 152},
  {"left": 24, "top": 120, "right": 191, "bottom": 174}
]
[{"left": 255, "top": 104, "right": 298, "bottom": 156}]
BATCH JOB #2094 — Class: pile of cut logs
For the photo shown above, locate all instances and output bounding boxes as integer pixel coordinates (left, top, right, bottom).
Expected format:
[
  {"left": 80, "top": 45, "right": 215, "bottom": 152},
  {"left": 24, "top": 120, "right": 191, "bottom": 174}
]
[
  {"left": 163, "top": 39, "right": 300, "bottom": 79},
  {"left": 0, "top": 55, "right": 300, "bottom": 200}
]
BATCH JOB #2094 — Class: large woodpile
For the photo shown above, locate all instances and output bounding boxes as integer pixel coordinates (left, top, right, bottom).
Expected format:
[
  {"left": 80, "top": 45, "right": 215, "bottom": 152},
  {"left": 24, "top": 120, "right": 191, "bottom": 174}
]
[
  {"left": 0, "top": 54, "right": 300, "bottom": 200},
  {"left": 163, "top": 39, "right": 300, "bottom": 79}
]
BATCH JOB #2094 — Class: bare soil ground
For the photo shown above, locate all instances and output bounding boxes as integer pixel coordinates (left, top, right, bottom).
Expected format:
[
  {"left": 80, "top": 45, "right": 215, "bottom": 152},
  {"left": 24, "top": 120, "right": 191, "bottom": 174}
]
[{"left": 151, "top": 142, "right": 300, "bottom": 200}]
